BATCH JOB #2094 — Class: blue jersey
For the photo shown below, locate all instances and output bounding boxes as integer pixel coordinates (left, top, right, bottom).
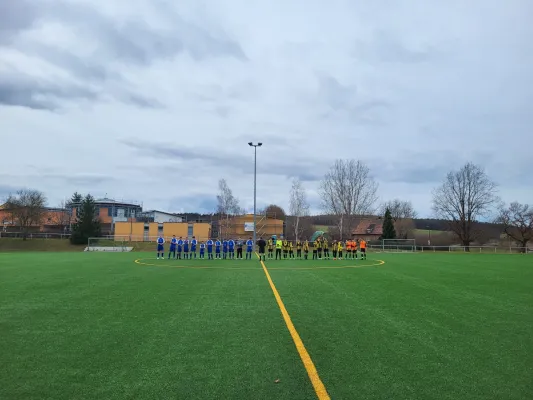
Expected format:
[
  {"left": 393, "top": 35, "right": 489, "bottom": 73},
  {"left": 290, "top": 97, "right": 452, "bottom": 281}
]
[
  {"left": 191, "top": 239, "right": 197, "bottom": 251},
  {"left": 170, "top": 238, "right": 177, "bottom": 249},
  {"left": 157, "top": 237, "right": 164, "bottom": 250},
  {"left": 215, "top": 241, "right": 221, "bottom": 252},
  {"left": 200, "top": 244, "right": 205, "bottom": 253},
  {"left": 207, "top": 240, "right": 213, "bottom": 252},
  {"left": 246, "top": 240, "right": 253, "bottom": 251},
  {"left": 184, "top": 240, "right": 189, "bottom": 252},
  {"left": 177, "top": 239, "right": 183, "bottom": 250},
  {"left": 228, "top": 240, "right": 235, "bottom": 250},
  {"left": 222, "top": 240, "right": 228, "bottom": 252}
]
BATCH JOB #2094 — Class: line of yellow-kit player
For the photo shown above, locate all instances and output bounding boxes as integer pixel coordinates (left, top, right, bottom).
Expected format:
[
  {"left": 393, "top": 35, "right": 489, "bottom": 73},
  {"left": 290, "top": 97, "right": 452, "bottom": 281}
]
[{"left": 266, "top": 238, "right": 367, "bottom": 260}]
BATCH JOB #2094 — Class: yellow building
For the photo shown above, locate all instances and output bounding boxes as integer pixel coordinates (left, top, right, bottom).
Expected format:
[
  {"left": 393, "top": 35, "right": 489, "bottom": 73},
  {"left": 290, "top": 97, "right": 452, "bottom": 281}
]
[
  {"left": 218, "top": 214, "right": 283, "bottom": 239},
  {"left": 114, "top": 222, "right": 212, "bottom": 242}
]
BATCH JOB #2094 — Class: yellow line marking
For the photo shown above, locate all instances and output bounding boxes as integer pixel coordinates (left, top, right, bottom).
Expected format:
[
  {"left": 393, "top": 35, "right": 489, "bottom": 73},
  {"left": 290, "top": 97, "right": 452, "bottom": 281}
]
[
  {"left": 134, "top": 259, "right": 261, "bottom": 270},
  {"left": 134, "top": 258, "right": 385, "bottom": 271},
  {"left": 258, "top": 254, "right": 331, "bottom": 400}
]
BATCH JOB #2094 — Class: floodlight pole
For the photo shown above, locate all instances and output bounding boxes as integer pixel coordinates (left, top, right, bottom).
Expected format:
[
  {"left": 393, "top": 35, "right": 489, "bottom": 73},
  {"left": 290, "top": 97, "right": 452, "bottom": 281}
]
[{"left": 248, "top": 142, "right": 262, "bottom": 249}]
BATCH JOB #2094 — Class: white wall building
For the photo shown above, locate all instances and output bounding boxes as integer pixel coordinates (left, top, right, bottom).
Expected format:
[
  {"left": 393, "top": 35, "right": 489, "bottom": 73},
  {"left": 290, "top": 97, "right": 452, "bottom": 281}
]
[{"left": 142, "top": 210, "right": 183, "bottom": 223}]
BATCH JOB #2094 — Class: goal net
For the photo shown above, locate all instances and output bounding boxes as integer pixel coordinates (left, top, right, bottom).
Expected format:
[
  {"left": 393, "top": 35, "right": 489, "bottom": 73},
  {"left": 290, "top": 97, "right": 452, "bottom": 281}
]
[
  {"left": 85, "top": 237, "right": 133, "bottom": 252},
  {"left": 379, "top": 239, "right": 416, "bottom": 252}
]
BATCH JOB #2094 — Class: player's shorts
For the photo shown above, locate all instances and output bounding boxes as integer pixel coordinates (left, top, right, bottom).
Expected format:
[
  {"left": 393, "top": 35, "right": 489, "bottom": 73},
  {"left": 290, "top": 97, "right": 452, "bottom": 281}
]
[
  {"left": 157, "top": 244, "right": 163, "bottom": 251},
  {"left": 170, "top": 245, "right": 176, "bottom": 252},
  {"left": 259, "top": 248, "right": 265, "bottom": 254},
  {"left": 216, "top": 248, "right": 221, "bottom": 253},
  {"left": 360, "top": 248, "right": 365, "bottom": 252},
  {"left": 191, "top": 247, "right": 197, "bottom": 252},
  {"left": 177, "top": 247, "right": 182, "bottom": 252}
]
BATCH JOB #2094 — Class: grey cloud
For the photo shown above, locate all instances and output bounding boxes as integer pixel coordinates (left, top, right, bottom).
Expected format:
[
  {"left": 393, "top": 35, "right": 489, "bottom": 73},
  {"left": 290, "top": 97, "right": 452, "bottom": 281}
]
[
  {"left": 0, "top": 75, "right": 98, "bottom": 110},
  {"left": 45, "top": 1, "right": 246, "bottom": 64},
  {"left": 317, "top": 74, "right": 356, "bottom": 111},
  {"left": 168, "top": 194, "right": 218, "bottom": 213},
  {"left": 0, "top": 173, "right": 115, "bottom": 187},
  {"left": 317, "top": 73, "right": 392, "bottom": 125},
  {"left": 121, "top": 140, "right": 326, "bottom": 182},
  {"left": 0, "top": 0, "right": 40, "bottom": 44},
  {"left": 354, "top": 30, "right": 434, "bottom": 63}
]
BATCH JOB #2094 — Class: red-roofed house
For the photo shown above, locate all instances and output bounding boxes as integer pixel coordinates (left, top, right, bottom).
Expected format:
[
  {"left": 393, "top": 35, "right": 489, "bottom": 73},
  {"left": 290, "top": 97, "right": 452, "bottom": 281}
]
[{"left": 352, "top": 218, "right": 383, "bottom": 241}]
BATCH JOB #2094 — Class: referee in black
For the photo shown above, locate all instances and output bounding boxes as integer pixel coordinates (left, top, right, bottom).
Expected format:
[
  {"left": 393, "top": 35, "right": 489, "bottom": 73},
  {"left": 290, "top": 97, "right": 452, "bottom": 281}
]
[{"left": 257, "top": 237, "right": 266, "bottom": 261}]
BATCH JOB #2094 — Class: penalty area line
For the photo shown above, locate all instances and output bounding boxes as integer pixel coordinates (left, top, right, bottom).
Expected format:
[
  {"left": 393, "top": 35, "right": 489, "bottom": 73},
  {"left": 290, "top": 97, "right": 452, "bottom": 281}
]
[{"left": 256, "top": 253, "right": 330, "bottom": 400}]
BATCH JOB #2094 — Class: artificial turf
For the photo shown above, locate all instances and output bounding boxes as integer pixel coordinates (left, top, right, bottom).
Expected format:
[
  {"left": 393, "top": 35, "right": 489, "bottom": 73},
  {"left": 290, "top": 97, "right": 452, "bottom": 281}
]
[{"left": 0, "top": 251, "right": 531, "bottom": 399}]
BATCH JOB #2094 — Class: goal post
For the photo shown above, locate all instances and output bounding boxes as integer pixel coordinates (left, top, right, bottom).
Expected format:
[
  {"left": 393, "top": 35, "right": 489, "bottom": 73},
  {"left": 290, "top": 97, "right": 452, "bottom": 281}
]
[
  {"left": 380, "top": 239, "right": 416, "bottom": 252},
  {"left": 85, "top": 237, "right": 133, "bottom": 252}
]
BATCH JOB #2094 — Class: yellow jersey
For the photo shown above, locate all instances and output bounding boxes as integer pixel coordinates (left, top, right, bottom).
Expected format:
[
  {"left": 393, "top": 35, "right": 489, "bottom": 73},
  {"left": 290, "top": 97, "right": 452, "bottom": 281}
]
[
  {"left": 267, "top": 239, "right": 273, "bottom": 249},
  {"left": 322, "top": 240, "right": 329, "bottom": 249},
  {"left": 303, "top": 241, "right": 309, "bottom": 251},
  {"left": 296, "top": 241, "right": 301, "bottom": 249},
  {"left": 283, "top": 240, "right": 289, "bottom": 250},
  {"left": 276, "top": 240, "right": 283, "bottom": 249}
]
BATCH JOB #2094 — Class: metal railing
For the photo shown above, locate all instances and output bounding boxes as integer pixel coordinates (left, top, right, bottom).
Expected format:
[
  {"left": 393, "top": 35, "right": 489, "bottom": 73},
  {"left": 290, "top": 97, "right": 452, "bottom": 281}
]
[
  {"left": 0, "top": 232, "right": 71, "bottom": 239},
  {"left": 368, "top": 245, "right": 532, "bottom": 254}
]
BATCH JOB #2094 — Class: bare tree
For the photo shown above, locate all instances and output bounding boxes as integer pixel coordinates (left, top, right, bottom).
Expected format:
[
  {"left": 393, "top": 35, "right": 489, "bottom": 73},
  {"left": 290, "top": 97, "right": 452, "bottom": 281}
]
[
  {"left": 432, "top": 162, "right": 498, "bottom": 249},
  {"left": 289, "top": 178, "right": 310, "bottom": 241},
  {"left": 496, "top": 202, "right": 533, "bottom": 252},
  {"left": 380, "top": 199, "right": 418, "bottom": 238},
  {"left": 216, "top": 179, "right": 241, "bottom": 215},
  {"left": 319, "top": 159, "right": 379, "bottom": 239},
  {"left": 216, "top": 179, "right": 241, "bottom": 237},
  {"left": 5, "top": 189, "right": 47, "bottom": 240}
]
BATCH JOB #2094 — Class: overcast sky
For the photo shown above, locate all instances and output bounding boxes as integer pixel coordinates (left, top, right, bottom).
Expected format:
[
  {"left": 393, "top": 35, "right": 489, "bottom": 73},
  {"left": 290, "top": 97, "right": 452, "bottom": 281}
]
[{"left": 1, "top": 0, "right": 532, "bottom": 216}]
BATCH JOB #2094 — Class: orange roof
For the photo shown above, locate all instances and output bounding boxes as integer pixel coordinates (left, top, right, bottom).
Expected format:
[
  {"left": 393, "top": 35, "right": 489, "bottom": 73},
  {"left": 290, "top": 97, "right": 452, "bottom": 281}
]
[{"left": 352, "top": 219, "right": 383, "bottom": 235}]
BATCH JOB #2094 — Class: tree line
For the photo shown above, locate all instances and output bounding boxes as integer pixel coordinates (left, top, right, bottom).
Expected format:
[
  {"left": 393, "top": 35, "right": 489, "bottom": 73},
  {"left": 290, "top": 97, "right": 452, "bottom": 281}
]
[
  {"left": 2, "top": 160, "right": 531, "bottom": 249},
  {"left": 215, "top": 160, "right": 532, "bottom": 250}
]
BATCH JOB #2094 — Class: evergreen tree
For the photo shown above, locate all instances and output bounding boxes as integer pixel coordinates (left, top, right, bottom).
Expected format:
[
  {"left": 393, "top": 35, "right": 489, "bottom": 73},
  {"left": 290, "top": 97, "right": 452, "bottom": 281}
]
[
  {"left": 381, "top": 208, "right": 397, "bottom": 240},
  {"left": 70, "top": 194, "right": 101, "bottom": 245}
]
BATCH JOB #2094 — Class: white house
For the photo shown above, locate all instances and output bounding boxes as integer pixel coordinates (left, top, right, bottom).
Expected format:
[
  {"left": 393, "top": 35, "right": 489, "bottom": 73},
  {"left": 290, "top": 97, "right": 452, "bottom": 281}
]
[{"left": 142, "top": 210, "right": 183, "bottom": 223}]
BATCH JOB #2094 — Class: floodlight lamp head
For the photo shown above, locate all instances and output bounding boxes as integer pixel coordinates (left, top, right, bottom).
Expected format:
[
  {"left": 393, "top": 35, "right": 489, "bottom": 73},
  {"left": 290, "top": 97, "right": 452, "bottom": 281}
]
[
  {"left": 248, "top": 142, "right": 253, "bottom": 146},
  {"left": 258, "top": 142, "right": 262, "bottom": 146}
]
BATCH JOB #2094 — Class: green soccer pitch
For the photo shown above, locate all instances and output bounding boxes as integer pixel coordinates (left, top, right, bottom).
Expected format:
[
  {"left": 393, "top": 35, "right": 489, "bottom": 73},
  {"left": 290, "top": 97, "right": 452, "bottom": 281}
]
[{"left": 1, "top": 251, "right": 532, "bottom": 400}]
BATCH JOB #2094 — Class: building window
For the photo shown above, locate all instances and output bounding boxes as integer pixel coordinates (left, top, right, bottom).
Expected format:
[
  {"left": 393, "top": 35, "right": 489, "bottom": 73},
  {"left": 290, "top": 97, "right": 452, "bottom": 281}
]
[
  {"left": 158, "top": 224, "right": 163, "bottom": 233},
  {"left": 188, "top": 224, "right": 193, "bottom": 237}
]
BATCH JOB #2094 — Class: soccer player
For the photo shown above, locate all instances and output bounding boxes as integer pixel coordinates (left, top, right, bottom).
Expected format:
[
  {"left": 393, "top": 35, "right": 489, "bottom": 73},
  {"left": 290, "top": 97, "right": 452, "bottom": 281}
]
[
  {"left": 353, "top": 239, "right": 358, "bottom": 259},
  {"left": 168, "top": 235, "right": 177, "bottom": 259},
  {"left": 177, "top": 237, "right": 183, "bottom": 259},
  {"left": 296, "top": 240, "right": 302, "bottom": 259},
  {"left": 191, "top": 236, "right": 198, "bottom": 259},
  {"left": 312, "top": 239, "right": 318, "bottom": 260},
  {"left": 183, "top": 238, "right": 190, "bottom": 259},
  {"left": 267, "top": 237, "right": 274, "bottom": 259},
  {"left": 206, "top": 238, "right": 214, "bottom": 259},
  {"left": 215, "top": 239, "right": 221, "bottom": 259},
  {"left": 228, "top": 238, "right": 235, "bottom": 259},
  {"left": 282, "top": 238, "right": 289, "bottom": 259},
  {"left": 222, "top": 239, "right": 228, "bottom": 259},
  {"left": 337, "top": 240, "right": 343, "bottom": 259},
  {"left": 275, "top": 238, "right": 283, "bottom": 260},
  {"left": 257, "top": 237, "right": 266, "bottom": 261},
  {"left": 246, "top": 237, "right": 253, "bottom": 259},
  {"left": 323, "top": 238, "right": 329, "bottom": 260},
  {"left": 317, "top": 238, "right": 323, "bottom": 260},
  {"left": 199, "top": 242, "right": 205, "bottom": 258},
  {"left": 332, "top": 240, "right": 337, "bottom": 260},
  {"left": 359, "top": 239, "right": 367, "bottom": 260},
  {"left": 156, "top": 235, "right": 165, "bottom": 259},
  {"left": 236, "top": 239, "right": 243, "bottom": 259},
  {"left": 303, "top": 240, "right": 309, "bottom": 259},
  {"left": 346, "top": 239, "right": 352, "bottom": 259},
  {"left": 288, "top": 240, "right": 294, "bottom": 258}
]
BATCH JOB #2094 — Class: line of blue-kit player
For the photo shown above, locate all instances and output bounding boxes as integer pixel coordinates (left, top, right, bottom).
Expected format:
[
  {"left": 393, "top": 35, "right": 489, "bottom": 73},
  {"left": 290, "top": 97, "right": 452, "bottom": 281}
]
[{"left": 156, "top": 235, "right": 255, "bottom": 260}]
